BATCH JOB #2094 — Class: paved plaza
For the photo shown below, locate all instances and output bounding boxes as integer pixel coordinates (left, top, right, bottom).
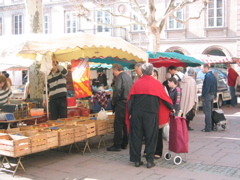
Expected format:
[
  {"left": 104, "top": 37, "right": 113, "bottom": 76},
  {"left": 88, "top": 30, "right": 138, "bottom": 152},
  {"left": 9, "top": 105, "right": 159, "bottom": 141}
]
[{"left": 1, "top": 104, "right": 240, "bottom": 180}]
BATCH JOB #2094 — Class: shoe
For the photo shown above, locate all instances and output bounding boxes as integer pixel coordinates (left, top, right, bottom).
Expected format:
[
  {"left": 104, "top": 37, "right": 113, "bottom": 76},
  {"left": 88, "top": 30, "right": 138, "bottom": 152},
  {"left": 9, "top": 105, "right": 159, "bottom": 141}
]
[
  {"left": 121, "top": 145, "right": 127, "bottom": 149},
  {"left": 154, "top": 155, "right": 161, "bottom": 159},
  {"left": 106, "top": 145, "right": 121, "bottom": 151},
  {"left": 146, "top": 162, "right": 155, "bottom": 168},
  {"left": 135, "top": 161, "right": 143, "bottom": 167},
  {"left": 201, "top": 129, "right": 211, "bottom": 132},
  {"left": 188, "top": 127, "right": 194, "bottom": 131}
]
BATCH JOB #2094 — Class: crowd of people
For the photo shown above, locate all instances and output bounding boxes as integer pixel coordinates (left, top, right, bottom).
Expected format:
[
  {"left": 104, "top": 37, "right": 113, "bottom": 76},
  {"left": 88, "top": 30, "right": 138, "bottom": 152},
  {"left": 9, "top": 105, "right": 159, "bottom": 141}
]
[{"left": 107, "top": 62, "right": 239, "bottom": 169}]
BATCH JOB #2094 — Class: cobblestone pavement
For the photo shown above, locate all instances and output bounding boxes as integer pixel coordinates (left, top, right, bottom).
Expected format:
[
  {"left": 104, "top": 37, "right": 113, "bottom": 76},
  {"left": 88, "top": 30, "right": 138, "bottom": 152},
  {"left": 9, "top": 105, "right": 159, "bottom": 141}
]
[{"left": 0, "top": 105, "right": 240, "bottom": 180}]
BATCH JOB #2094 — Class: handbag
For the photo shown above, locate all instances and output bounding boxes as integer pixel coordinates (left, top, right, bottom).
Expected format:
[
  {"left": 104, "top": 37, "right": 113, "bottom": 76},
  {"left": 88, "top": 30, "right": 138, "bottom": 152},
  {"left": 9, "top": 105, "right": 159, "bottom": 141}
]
[
  {"left": 97, "top": 107, "right": 108, "bottom": 120},
  {"left": 162, "top": 123, "right": 169, "bottom": 141},
  {"left": 186, "top": 108, "right": 195, "bottom": 121},
  {"left": 235, "top": 85, "right": 240, "bottom": 96}
]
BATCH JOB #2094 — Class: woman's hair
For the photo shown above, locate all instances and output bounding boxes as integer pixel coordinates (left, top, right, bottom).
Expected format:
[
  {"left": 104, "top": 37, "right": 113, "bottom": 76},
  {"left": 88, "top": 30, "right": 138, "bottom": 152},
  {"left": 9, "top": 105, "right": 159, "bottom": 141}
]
[
  {"left": 168, "top": 77, "right": 178, "bottom": 85},
  {"left": 0, "top": 75, "right": 8, "bottom": 90},
  {"left": 112, "top": 63, "right": 124, "bottom": 71},
  {"left": 142, "top": 63, "right": 153, "bottom": 75},
  {"left": 153, "top": 68, "right": 158, "bottom": 78}
]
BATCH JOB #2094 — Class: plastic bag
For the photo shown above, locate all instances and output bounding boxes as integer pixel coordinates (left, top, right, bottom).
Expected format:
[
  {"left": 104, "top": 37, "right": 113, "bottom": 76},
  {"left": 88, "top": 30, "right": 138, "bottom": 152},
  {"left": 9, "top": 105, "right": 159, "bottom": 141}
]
[
  {"left": 97, "top": 107, "right": 108, "bottom": 120},
  {"left": 162, "top": 123, "right": 169, "bottom": 141}
]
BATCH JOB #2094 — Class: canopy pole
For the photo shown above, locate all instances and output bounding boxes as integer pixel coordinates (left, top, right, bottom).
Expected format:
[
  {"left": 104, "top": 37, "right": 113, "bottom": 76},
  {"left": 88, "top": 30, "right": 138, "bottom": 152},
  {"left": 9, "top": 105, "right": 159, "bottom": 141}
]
[{"left": 44, "top": 72, "right": 49, "bottom": 120}]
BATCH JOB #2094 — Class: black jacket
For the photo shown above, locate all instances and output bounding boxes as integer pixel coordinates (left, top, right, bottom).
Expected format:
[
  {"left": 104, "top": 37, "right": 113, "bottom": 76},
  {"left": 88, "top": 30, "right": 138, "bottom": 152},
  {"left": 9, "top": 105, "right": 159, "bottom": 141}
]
[{"left": 112, "top": 72, "right": 133, "bottom": 106}]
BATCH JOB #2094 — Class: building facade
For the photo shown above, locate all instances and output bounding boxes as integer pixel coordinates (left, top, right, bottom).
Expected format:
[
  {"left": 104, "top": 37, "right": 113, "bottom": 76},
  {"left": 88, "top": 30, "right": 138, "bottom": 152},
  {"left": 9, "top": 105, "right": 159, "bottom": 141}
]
[{"left": 0, "top": 0, "right": 240, "bottom": 59}]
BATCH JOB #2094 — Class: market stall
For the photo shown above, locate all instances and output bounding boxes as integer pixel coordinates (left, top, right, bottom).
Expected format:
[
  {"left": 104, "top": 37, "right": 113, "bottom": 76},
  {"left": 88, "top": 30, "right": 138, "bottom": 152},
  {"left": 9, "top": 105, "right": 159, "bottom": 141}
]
[{"left": 0, "top": 33, "right": 147, "bottom": 175}]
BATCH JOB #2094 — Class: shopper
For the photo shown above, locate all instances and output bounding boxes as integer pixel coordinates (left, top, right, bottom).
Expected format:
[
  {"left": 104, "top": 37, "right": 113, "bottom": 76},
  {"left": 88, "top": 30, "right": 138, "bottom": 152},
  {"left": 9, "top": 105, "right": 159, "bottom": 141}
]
[
  {"left": 226, "top": 63, "right": 239, "bottom": 107},
  {"left": 167, "top": 66, "right": 185, "bottom": 82},
  {"left": 201, "top": 64, "right": 217, "bottom": 132},
  {"left": 42, "top": 60, "right": 68, "bottom": 120},
  {"left": 180, "top": 68, "right": 197, "bottom": 130},
  {"left": 0, "top": 75, "right": 12, "bottom": 129},
  {"left": 126, "top": 63, "right": 173, "bottom": 168},
  {"left": 107, "top": 64, "right": 133, "bottom": 151},
  {"left": 133, "top": 62, "right": 143, "bottom": 82},
  {"left": 168, "top": 77, "right": 181, "bottom": 116}
]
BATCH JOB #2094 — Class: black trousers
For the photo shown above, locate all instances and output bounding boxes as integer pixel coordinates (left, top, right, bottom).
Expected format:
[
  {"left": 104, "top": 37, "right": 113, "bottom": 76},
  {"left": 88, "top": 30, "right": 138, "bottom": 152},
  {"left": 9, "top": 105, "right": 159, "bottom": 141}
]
[
  {"left": 155, "top": 128, "right": 163, "bottom": 156},
  {"left": 50, "top": 96, "right": 67, "bottom": 120},
  {"left": 130, "top": 110, "right": 158, "bottom": 163},
  {"left": 113, "top": 103, "right": 128, "bottom": 148}
]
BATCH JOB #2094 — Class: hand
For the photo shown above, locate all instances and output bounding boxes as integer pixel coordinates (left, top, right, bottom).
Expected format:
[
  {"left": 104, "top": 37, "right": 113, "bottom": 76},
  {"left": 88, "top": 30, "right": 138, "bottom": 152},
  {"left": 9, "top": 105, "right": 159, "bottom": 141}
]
[
  {"left": 171, "top": 109, "right": 176, "bottom": 113},
  {"left": 42, "top": 100, "right": 46, "bottom": 107}
]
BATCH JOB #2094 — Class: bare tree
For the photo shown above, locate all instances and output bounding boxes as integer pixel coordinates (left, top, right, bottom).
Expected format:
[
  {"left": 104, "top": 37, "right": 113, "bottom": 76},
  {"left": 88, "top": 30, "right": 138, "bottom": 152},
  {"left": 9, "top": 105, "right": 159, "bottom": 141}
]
[
  {"left": 67, "top": 0, "right": 208, "bottom": 52},
  {"left": 25, "top": 0, "right": 43, "bottom": 33}
]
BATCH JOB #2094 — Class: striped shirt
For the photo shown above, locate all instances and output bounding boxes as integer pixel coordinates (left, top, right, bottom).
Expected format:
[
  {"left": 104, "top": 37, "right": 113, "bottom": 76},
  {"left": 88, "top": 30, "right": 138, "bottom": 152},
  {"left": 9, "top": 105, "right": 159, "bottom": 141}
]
[
  {"left": 43, "top": 65, "right": 68, "bottom": 100},
  {"left": 0, "top": 87, "right": 12, "bottom": 107}
]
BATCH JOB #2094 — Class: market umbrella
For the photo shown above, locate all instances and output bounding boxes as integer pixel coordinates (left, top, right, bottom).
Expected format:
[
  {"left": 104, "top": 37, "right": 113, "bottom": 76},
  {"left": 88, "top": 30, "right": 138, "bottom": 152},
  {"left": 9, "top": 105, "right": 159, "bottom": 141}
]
[
  {"left": 0, "top": 33, "right": 148, "bottom": 65},
  {"left": 190, "top": 54, "right": 235, "bottom": 64},
  {"left": 148, "top": 52, "right": 204, "bottom": 68}
]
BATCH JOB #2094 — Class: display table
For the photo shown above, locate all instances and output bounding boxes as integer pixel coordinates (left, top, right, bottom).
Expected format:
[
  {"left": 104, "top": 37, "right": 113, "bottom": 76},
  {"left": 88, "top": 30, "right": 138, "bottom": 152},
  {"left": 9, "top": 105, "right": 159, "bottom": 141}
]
[{"left": 0, "top": 116, "right": 45, "bottom": 129}]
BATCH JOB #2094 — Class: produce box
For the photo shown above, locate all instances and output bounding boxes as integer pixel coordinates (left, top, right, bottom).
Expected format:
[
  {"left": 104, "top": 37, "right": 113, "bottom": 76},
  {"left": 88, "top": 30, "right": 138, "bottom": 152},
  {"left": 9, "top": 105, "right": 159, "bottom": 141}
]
[
  {"left": 55, "top": 126, "right": 75, "bottom": 147},
  {"left": 74, "top": 120, "right": 96, "bottom": 138},
  {"left": 5, "top": 128, "right": 21, "bottom": 133},
  {"left": 0, "top": 134, "right": 31, "bottom": 157},
  {"left": 19, "top": 131, "right": 48, "bottom": 154},
  {"left": 66, "top": 125, "right": 87, "bottom": 142},
  {"left": 91, "top": 120, "right": 107, "bottom": 136},
  {"left": 106, "top": 119, "right": 114, "bottom": 133}
]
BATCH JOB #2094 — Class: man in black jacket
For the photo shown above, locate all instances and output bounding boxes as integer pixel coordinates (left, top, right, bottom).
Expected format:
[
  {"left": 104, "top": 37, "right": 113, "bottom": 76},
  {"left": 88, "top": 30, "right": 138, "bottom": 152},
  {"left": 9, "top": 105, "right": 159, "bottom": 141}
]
[{"left": 107, "top": 64, "right": 133, "bottom": 151}]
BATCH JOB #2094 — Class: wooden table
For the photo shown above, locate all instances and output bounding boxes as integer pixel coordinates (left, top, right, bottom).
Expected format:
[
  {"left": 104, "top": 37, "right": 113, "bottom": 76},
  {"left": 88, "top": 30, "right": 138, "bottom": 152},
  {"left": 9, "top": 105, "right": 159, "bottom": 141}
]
[{"left": 0, "top": 116, "right": 44, "bottom": 129}]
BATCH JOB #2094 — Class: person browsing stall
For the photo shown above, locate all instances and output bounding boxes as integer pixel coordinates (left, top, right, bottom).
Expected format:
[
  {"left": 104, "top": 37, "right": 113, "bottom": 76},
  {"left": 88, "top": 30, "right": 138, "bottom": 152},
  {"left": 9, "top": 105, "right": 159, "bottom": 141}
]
[
  {"left": 201, "top": 64, "right": 217, "bottom": 132},
  {"left": 126, "top": 63, "right": 174, "bottom": 168},
  {"left": 107, "top": 64, "right": 133, "bottom": 151}
]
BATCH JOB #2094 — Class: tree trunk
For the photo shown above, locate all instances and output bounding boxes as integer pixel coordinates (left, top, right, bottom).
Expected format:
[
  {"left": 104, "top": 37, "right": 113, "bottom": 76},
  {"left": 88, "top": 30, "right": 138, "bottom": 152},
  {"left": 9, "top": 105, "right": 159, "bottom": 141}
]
[
  {"left": 25, "top": 0, "right": 44, "bottom": 98},
  {"left": 147, "top": 28, "right": 161, "bottom": 53},
  {"left": 25, "top": 0, "right": 43, "bottom": 33}
]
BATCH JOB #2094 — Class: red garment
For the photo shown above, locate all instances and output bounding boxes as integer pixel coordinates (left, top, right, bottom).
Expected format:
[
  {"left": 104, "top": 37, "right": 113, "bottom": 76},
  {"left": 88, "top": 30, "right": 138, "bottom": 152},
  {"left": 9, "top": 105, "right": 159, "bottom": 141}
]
[
  {"left": 126, "top": 75, "right": 173, "bottom": 133},
  {"left": 228, "top": 68, "right": 239, "bottom": 86}
]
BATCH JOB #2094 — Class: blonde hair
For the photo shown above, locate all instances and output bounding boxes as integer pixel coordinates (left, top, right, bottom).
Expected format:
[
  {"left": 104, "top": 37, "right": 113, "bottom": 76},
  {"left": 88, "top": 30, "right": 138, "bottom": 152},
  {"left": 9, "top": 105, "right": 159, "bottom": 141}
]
[{"left": 0, "top": 75, "right": 8, "bottom": 90}]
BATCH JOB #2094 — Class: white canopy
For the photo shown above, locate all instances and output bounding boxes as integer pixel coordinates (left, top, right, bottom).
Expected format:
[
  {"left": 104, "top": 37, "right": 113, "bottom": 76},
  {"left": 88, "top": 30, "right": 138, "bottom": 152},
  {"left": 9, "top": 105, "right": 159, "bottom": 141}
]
[{"left": 0, "top": 33, "right": 148, "bottom": 64}]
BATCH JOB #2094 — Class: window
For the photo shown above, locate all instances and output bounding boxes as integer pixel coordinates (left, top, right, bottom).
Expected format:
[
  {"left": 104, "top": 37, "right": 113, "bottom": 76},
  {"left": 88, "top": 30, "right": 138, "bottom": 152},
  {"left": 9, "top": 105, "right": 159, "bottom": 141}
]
[
  {"left": 14, "top": 15, "right": 23, "bottom": 35},
  {"left": 132, "top": 7, "right": 144, "bottom": 31},
  {"left": 44, "top": 14, "right": 49, "bottom": 34},
  {"left": 97, "top": 9, "right": 111, "bottom": 33},
  {"left": 168, "top": 3, "right": 183, "bottom": 29},
  {"left": 0, "top": 16, "right": 2, "bottom": 35},
  {"left": 65, "top": 12, "right": 77, "bottom": 33},
  {"left": 207, "top": 0, "right": 223, "bottom": 27}
]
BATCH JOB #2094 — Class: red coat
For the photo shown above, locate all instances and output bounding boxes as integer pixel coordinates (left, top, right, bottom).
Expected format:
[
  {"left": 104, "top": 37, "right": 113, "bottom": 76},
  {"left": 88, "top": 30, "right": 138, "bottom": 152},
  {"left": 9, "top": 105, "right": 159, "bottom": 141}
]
[
  {"left": 125, "top": 75, "right": 173, "bottom": 133},
  {"left": 228, "top": 68, "right": 239, "bottom": 86}
]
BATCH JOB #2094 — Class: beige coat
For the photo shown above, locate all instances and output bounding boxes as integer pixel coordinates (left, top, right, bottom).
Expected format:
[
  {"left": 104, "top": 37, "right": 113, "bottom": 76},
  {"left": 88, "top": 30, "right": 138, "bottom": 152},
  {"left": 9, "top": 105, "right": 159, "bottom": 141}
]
[{"left": 180, "top": 76, "right": 197, "bottom": 118}]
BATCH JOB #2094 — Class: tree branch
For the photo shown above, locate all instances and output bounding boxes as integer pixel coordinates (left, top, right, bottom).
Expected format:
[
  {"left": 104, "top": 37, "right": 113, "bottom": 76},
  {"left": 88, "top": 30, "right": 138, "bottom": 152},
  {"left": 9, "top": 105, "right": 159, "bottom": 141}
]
[{"left": 170, "top": 3, "right": 207, "bottom": 24}]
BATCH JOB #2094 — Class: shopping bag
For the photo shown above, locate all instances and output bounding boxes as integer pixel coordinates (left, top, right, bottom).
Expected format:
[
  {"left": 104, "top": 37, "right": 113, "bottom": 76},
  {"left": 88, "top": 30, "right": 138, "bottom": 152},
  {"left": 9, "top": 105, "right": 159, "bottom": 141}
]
[
  {"left": 186, "top": 108, "right": 195, "bottom": 121},
  {"left": 169, "top": 115, "right": 188, "bottom": 153},
  {"left": 97, "top": 107, "right": 108, "bottom": 120},
  {"left": 162, "top": 123, "right": 169, "bottom": 141}
]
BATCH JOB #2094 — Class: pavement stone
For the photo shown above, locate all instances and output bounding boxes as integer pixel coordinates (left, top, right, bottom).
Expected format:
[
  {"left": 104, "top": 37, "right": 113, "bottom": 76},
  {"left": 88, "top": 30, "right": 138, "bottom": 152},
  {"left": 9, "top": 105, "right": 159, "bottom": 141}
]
[{"left": 0, "top": 105, "right": 240, "bottom": 180}]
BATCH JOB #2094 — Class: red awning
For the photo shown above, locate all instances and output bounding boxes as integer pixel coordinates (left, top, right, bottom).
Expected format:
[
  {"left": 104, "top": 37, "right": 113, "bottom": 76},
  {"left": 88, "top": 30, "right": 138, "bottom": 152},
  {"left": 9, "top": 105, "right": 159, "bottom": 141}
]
[{"left": 190, "top": 54, "right": 235, "bottom": 64}]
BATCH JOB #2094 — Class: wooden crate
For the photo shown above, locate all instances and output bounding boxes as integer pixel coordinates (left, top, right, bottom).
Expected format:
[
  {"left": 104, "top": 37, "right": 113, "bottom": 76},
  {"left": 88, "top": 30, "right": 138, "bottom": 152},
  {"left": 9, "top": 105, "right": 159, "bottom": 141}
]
[
  {"left": 93, "top": 120, "right": 108, "bottom": 136},
  {"left": 69, "top": 125, "right": 87, "bottom": 142},
  {"left": 24, "top": 131, "right": 48, "bottom": 154},
  {"left": 57, "top": 126, "right": 74, "bottom": 146},
  {"left": 106, "top": 119, "right": 114, "bottom": 133},
  {"left": 44, "top": 131, "right": 58, "bottom": 149},
  {"left": 5, "top": 128, "right": 21, "bottom": 133},
  {"left": 75, "top": 121, "right": 96, "bottom": 138},
  {"left": 0, "top": 134, "right": 31, "bottom": 157}
]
